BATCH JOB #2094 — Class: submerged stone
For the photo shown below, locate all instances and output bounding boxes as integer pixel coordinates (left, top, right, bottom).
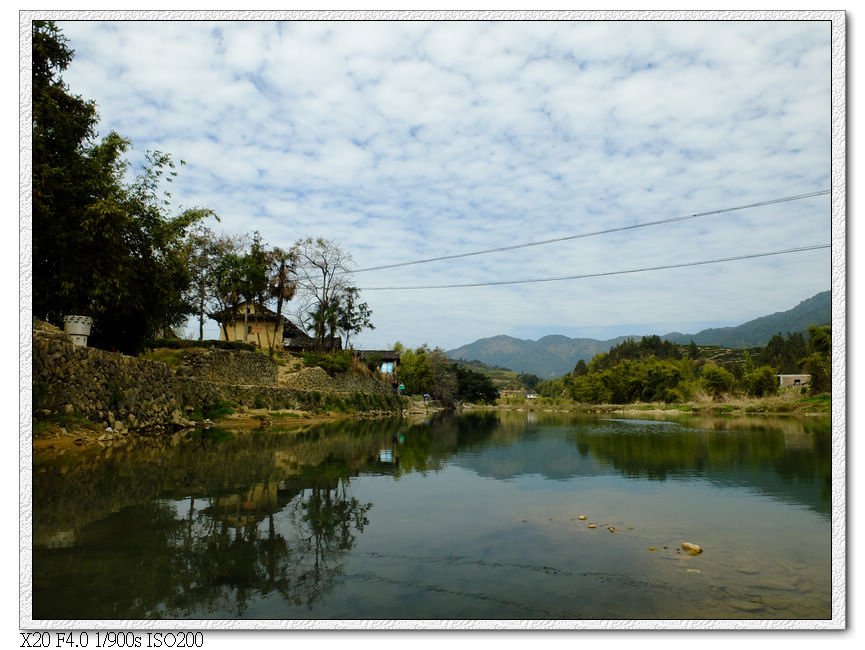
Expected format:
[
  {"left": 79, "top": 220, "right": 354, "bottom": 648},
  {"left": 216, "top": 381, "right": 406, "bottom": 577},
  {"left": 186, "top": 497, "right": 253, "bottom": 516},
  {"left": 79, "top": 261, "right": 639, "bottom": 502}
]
[{"left": 681, "top": 542, "right": 703, "bottom": 555}]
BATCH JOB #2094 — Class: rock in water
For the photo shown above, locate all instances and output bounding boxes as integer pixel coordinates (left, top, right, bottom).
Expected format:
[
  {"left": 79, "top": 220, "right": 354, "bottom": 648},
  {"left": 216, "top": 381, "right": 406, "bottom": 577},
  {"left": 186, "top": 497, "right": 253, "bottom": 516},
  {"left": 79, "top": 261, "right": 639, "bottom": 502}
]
[{"left": 681, "top": 542, "right": 703, "bottom": 555}]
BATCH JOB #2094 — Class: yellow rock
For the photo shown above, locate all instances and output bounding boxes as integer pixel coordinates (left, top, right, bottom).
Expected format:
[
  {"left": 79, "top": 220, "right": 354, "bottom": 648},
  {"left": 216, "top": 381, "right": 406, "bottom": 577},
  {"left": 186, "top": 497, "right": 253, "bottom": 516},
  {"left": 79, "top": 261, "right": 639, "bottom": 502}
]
[
  {"left": 587, "top": 523, "right": 597, "bottom": 529},
  {"left": 681, "top": 542, "right": 703, "bottom": 555},
  {"left": 648, "top": 547, "right": 657, "bottom": 552},
  {"left": 578, "top": 515, "right": 587, "bottom": 521}
]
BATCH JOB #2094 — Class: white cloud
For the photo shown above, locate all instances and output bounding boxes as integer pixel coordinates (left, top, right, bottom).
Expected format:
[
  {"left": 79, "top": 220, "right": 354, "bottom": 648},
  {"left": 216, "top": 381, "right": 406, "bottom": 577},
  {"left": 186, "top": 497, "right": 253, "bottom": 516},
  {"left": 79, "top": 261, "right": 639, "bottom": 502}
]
[{"left": 55, "top": 17, "right": 833, "bottom": 351}]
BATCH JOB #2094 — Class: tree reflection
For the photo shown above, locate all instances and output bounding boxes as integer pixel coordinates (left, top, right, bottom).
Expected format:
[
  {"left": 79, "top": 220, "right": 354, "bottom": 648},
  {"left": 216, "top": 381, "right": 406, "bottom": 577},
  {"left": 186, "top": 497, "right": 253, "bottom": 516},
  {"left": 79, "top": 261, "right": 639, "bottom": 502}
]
[{"left": 34, "top": 472, "right": 372, "bottom": 619}]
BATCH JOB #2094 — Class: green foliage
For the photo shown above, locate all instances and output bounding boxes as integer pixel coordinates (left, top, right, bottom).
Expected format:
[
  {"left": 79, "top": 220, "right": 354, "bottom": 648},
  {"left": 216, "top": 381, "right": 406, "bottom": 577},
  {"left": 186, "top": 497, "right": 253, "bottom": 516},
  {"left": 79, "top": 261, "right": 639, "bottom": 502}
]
[
  {"left": 362, "top": 352, "right": 383, "bottom": 373},
  {"left": 455, "top": 366, "right": 500, "bottom": 404},
  {"left": 743, "top": 365, "right": 779, "bottom": 397},
  {"left": 32, "top": 22, "right": 217, "bottom": 353},
  {"left": 396, "top": 345, "right": 463, "bottom": 406},
  {"left": 577, "top": 358, "right": 690, "bottom": 404},
  {"left": 802, "top": 325, "right": 831, "bottom": 395},
  {"left": 589, "top": 335, "right": 682, "bottom": 372},
  {"left": 303, "top": 350, "right": 352, "bottom": 376},
  {"left": 517, "top": 372, "right": 541, "bottom": 389},
  {"left": 701, "top": 364, "right": 736, "bottom": 399},
  {"left": 760, "top": 331, "right": 807, "bottom": 373}
]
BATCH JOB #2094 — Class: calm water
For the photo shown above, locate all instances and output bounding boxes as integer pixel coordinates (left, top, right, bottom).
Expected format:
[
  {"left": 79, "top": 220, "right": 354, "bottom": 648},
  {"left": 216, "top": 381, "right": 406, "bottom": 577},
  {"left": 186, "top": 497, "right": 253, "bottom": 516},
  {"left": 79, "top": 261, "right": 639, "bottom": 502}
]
[{"left": 31, "top": 411, "right": 832, "bottom": 621}]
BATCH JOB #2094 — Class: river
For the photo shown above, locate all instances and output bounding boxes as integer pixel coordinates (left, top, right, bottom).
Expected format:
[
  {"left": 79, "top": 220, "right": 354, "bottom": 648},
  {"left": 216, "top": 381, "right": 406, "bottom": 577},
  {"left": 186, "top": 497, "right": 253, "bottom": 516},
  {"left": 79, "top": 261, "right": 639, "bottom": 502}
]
[{"left": 31, "top": 410, "right": 832, "bottom": 622}]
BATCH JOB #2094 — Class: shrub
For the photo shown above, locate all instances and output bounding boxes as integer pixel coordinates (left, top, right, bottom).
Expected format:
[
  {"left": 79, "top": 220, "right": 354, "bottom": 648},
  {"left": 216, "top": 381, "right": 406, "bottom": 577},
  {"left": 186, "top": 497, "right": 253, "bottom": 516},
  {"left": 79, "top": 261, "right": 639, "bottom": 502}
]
[
  {"left": 303, "top": 350, "right": 352, "bottom": 375},
  {"left": 701, "top": 364, "right": 735, "bottom": 399}
]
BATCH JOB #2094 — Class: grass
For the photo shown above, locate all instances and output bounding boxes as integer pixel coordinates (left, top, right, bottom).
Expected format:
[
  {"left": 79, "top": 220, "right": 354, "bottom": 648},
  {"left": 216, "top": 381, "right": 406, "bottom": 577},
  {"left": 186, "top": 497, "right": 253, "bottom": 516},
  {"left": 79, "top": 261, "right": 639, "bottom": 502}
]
[{"left": 493, "top": 389, "right": 831, "bottom": 417}]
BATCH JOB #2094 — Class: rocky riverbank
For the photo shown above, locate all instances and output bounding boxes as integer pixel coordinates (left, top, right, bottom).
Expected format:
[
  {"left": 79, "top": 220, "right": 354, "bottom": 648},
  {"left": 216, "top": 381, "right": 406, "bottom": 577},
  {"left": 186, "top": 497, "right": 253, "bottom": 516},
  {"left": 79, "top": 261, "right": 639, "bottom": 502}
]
[{"left": 31, "top": 328, "right": 404, "bottom": 444}]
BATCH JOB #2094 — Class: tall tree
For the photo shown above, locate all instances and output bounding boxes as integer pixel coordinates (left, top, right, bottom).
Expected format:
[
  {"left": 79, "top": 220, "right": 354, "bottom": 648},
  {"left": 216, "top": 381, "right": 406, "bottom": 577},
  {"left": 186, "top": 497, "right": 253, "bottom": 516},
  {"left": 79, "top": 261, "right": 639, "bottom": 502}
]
[
  {"left": 801, "top": 325, "right": 831, "bottom": 395},
  {"left": 334, "top": 286, "right": 374, "bottom": 350},
  {"left": 32, "top": 21, "right": 215, "bottom": 352},
  {"left": 267, "top": 247, "right": 298, "bottom": 353},
  {"left": 183, "top": 226, "right": 242, "bottom": 341},
  {"left": 212, "top": 250, "right": 247, "bottom": 341},
  {"left": 291, "top": 238, "right": 354, "bottom": 350}
]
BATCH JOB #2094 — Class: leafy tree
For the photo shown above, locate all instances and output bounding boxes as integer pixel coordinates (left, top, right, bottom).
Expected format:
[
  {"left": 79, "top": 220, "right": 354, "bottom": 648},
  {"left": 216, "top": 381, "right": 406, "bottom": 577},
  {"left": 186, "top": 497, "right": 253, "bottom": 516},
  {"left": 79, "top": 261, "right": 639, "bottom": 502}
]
[
  {"left": 237, "top": 232, "right": 272, "bottom": 344},
  {"left": 32, "top": 21, "right": 215, "bottom": 352},
  {"left": 761, "top": 332, "right": 807, "bottom": 374},
  {"left": 801, "top": 325, "right": 831, "bottom": 395},
  {"left": 396, "top": 345, "right": 460, "bottom": 405},
  {"left": 744, "top": 365, "right": 779, "bottom": 398},
  {"left": 396, "top": 346, "right": 432, "bottom": 396},
  {"left": 688, "top": 340, "right": 700, "bottom": 360},
  {"left": 267, "top": 247, "right": 298, "bottom": 352},
  {"left": 701, "top": 364, "right": 735, "bottom": 400},
  {"left": 334, "top": 287, "right": 374, "bottom": 350},
  {"left": 212, "top": 250, "right": 247, "bottom": 341},
  {"left": 456, "top": 366, "right": 499, "bottom": 404},
  {"left": 426, "top": 348, "right": 458, "bottom": 405},
  {"left": 518, "top": 373, "right": 541, "bottom": 389},
  {"left": 183, "top": 225, "right": 241, "bottom": 341}
]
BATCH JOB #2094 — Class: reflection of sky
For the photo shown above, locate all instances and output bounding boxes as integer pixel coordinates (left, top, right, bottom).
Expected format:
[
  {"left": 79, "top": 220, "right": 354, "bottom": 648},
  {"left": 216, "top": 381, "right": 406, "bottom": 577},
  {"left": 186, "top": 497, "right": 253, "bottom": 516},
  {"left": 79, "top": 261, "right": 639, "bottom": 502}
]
[{"left": 308, "top": 458, "right": 830, "bottom": 619}]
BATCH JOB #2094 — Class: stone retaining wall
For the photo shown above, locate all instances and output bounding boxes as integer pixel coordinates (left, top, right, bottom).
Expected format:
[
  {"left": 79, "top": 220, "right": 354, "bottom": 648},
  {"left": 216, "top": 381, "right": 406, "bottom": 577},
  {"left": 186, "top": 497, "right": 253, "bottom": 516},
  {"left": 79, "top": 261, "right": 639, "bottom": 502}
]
[
  {"left": 278, "top": 366, "right": 391, "bottom": 394},
  {"left": 173, "top": 348, "right": 278, "bottom": 386},
  {"left": 174, "top": 378, "right": 401, "bottom": 414},
  {"left": 33, "top": 332, "right": 402, "bottom": 433},
  {"left": 33, "top": 331, "right": 182, "bottom": 432}
]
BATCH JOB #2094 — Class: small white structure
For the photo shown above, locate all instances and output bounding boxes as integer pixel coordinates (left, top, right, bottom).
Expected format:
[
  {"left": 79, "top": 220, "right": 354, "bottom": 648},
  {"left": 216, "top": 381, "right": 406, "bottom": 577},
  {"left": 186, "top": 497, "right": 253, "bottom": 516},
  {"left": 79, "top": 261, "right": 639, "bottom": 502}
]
[
  {"left": 63, "top": 315, "right": 93, "bottom": 347},
  {"left": 778, "top": 374, "right": 811, "bottom": 388}
]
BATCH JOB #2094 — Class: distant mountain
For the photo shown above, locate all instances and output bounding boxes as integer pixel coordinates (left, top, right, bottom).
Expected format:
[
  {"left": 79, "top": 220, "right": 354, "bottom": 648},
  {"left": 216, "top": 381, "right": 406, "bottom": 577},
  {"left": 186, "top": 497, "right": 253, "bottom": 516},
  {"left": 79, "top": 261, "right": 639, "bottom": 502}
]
[
  {"left": 661, "top": 291, "right": 831, "bottom": 348},
  {"left": 446, "top": 291, "right": 831, "bottom": 378}
]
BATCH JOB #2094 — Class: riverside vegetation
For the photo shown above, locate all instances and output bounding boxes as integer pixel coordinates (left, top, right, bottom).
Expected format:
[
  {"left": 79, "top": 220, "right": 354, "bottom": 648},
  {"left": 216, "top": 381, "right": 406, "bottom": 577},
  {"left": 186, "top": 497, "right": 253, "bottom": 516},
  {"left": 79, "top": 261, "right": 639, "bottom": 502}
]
[{"left": 454, "top": 328, "right": 831, "bottom": 417}]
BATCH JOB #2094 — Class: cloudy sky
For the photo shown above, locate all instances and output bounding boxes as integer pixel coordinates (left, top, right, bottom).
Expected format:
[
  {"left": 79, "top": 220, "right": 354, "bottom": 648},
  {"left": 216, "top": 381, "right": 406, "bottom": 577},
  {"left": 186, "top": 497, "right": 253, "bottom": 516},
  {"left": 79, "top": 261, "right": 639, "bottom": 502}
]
[{"left": 52, "top": 15, "right": 834, "bottom": 351}]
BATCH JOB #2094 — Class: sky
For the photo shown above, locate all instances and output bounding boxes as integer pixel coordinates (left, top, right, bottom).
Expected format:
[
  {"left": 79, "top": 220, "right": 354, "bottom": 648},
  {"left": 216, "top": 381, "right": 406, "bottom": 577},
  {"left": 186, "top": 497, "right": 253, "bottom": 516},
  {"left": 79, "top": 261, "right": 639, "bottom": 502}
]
[{"left": 43, "top": 15, "right": 835, "bottom": 351}]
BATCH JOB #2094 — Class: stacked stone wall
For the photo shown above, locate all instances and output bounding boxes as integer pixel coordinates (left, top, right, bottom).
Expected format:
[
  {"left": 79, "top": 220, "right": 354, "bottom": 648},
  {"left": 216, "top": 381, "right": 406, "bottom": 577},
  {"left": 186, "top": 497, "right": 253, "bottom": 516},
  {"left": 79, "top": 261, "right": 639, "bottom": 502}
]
[
  {"left": 32, "top": 332, "right": 402, "bottom": 433},
  {"left": 32, "top": 332, "right": 182, "bottom": 432},
  {"left": 173, "top": 348, "right": 278, "bottom": 386}
]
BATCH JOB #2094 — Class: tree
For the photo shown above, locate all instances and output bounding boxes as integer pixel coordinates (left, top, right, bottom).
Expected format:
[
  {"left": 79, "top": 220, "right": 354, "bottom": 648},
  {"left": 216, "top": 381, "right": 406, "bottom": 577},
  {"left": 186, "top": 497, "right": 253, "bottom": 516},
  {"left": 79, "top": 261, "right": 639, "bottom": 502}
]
[
  {"left": 212, "top": 250, "right": 247, "bottom": 341},
  {"left": 518, "top": 373, "right": 541, "bottom": 389},
  {"left": 31, "top": 21, "right": 215, "bottom": 352},
  {"left": 334, "top": 287, "right": 374, "bottom": 350},
  {"left": 291, "top": 238, "right": 354, "bottom": 350},
  {"left": 701, "top": 364, "right": 735, "bottom": 400},
  {"left": 182, "top": 224, "right": 244, "bottom": 341},
  {"left": 744, "top": 365, "right": 779, "bottom": 398},
  {"left": 801, "top": 325, "right": 831, "bottom": 395},
  {"left": 455, "top": 366, "right": 499, "bottom": 404},
  {"left": 267, "top": 247, "right": 298, "bottom": 352},
  {"left": 688, "top": 340, "right": 700, "bottom": 360}
]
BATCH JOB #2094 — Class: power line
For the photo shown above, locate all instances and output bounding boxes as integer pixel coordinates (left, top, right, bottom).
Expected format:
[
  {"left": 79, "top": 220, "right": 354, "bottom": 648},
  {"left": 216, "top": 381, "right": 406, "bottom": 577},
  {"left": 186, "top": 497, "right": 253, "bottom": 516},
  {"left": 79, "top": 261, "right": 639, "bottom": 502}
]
[
  {"left": 350, "top": 190, "right": 829, "bottom": 274},
  {"left": 358, "top": 244, "right": 830, "bottom": 291}
]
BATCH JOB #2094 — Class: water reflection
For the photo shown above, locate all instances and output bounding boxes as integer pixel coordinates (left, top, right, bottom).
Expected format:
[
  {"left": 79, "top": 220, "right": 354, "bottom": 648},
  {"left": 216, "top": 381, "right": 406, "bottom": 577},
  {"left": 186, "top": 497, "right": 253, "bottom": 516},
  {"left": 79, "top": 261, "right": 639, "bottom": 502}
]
[{"left": 32, "top": 411, "right": 831, "bottom": 620}]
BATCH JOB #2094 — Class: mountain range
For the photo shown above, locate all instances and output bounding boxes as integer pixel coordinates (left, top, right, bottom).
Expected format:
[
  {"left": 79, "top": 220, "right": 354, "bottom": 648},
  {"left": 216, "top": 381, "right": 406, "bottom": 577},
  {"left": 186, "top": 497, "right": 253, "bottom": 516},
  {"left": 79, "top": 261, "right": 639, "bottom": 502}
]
[{"left": 445, "top": 291, "right": 831, "bottom": 378}]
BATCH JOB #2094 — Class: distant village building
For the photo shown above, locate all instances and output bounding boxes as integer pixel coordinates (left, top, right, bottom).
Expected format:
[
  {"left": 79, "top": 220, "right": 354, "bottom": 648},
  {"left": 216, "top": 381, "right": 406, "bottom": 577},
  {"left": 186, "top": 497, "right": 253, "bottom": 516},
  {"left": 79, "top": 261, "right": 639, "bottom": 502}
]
[
  {"left": 355, "top": 350, "right": 401, "bottom": 375},
  {"left": 209, "top": 301, "right": 295, "bottom": 349},
  {"left": 778, "top": 374, "right": 812, "bottom": 388}
]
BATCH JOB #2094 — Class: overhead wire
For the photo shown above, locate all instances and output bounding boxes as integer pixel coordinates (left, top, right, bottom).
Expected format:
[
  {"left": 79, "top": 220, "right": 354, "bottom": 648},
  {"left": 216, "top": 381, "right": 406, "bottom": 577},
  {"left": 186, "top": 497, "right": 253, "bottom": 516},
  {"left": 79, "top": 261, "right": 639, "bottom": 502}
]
[
  {"left": 358, "top": 244, "right": 830, "bottom": 291},
  {"left": 349, "top": 189, "right": 829, "bottom": 274}
]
